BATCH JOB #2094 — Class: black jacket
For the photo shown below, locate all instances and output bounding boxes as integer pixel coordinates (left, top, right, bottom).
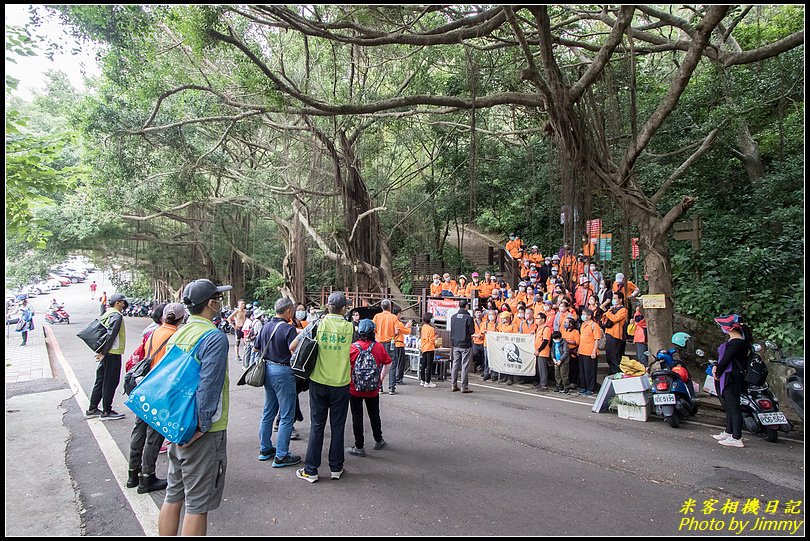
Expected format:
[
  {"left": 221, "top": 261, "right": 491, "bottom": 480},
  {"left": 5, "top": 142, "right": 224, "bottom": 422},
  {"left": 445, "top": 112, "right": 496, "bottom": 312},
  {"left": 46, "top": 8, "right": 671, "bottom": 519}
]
[{"left": 450, "top": 309, "right": 475, "bottom": 348}]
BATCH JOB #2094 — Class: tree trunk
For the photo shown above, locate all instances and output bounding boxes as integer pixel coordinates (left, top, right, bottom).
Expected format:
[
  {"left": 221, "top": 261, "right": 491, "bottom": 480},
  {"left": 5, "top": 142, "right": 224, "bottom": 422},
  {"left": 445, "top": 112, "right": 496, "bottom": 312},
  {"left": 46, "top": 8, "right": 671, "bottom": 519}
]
[
  {"left": 737, "top": 125, "right": 765, "bottom": 182},
  {"left": 641, "top": 234, "right": 675, "bottom": 355}
]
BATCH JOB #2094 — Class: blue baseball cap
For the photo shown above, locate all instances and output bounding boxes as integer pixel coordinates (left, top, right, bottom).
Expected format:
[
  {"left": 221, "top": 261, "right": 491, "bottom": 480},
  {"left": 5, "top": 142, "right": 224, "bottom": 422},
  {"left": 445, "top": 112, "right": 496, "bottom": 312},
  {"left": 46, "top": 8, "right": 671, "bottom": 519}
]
[{"left": 358, "top": 319, "right": 375, "bottom": 334}]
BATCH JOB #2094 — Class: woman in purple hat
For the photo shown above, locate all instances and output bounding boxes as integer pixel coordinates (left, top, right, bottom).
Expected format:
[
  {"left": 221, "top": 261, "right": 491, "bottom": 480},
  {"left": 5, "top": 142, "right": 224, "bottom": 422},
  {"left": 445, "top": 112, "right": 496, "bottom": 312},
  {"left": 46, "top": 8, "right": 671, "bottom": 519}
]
[{"left": 711, "top": 314, "right": 751, "bottom": 448}]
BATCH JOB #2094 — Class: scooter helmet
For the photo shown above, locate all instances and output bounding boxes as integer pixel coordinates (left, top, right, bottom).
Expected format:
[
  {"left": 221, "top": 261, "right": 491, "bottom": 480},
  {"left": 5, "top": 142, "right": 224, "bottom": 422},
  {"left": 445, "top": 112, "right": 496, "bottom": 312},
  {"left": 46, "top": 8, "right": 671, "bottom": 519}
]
[
  {"left": 671, "top": 365, "right": 689, "bottom": 383},
  {"left": 671, "top": 332, "right": 691, "bottom": 348},
  {"left": 656, "top": 349, "right": 675, "bottom": 367}
]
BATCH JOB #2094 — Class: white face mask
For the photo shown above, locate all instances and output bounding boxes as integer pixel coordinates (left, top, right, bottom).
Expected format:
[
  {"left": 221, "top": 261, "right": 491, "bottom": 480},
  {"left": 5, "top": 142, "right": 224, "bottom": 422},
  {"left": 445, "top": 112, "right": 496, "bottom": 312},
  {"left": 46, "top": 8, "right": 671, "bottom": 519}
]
[
  {"left": 612, "top": 299, "right": 620, "bottom": 307},
  {"left": 296, "top": 310, "right": 307, "bottom": 320},
  {"left": 488, "top": 315, "right": 496, "bottom": 321},
  {"left": 433, "top": 279, "right": 440, "bottom": 284}
]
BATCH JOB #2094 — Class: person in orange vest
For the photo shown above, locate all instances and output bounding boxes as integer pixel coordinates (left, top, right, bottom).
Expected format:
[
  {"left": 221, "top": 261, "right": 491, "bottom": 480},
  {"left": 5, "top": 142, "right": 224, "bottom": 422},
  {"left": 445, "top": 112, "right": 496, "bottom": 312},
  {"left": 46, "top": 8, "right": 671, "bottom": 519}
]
[
  {"left": 539, "top": 300, "right": 556, "bottom": 331},
  {"left": 534, "top": 311, "right": 552, "bottom": 391},
  {"left": 560, "top": 246, "right": 577, "bottom": 288},
  {"left": 472, "top": 308, "right": 486, "bottom": 373},
  {"left": 441, "top": 273, "right": 458, "bottom": 296},
  {"left": 518, "top": 307, "right": 538, "bottom": 335},
  {"left": 582, "top": 235, "right": 595, "bottom": 260},
  {"left": 373, "top": 299, "right": 402, "bottom": 394},
  {"left": 612, "top": 273, "right": 640, "bottom": 306},
  {"left": 456, "top": 275, "right": 469, "bottom": 297},
  {"left": 466, "top": 272, "right": 483, "bottom": 298},
  {"left": 577, "top": 308, "right": 603, "bottom": 395},
  {"left": 514, "top": 282, "right": 529, "bottom": 304},
  {"left": 392, "top": 306, "right": 413, "bottom": 386},
  {"left": 489, "top": 288, "right": 505, "bottom": 311},
  {"left": 478, "top": 271, "right": 496, "bottom": 299},
  {"left": 560, "top": 315, "right": 581, "bottom": 391},
  {"left": 519, "top": 258, "right": 532, "bottom": 280},
  {"left": 497, "top": 311, "right": 519, "bottom": 385},
  {"left": 505, "top": 233, "right": 525, "bottom": 261},
  {"left": 429, "top": 274, "right": 443, "bottom": 298},
  {"left": 480, "top": 309, "right": 500, "bottom": 381},
  {"left": 419, "top": 312, "right": 438, "bottom": 388},
  {"left": 574, "top": 273, "right": 595, "bottom": 314},
  {"left": 601, "top": 291, "right": 628, "bottom": 375},
  {"left": 527, "top": 245, "right": 544, "bottom": 266}
]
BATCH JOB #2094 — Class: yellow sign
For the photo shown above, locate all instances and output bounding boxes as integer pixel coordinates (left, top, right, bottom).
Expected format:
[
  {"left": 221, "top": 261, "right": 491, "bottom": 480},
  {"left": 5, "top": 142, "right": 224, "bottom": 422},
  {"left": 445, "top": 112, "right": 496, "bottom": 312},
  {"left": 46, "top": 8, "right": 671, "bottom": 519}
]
[{"left": 642, "top": 294, "right": 666, "bottom": 309}]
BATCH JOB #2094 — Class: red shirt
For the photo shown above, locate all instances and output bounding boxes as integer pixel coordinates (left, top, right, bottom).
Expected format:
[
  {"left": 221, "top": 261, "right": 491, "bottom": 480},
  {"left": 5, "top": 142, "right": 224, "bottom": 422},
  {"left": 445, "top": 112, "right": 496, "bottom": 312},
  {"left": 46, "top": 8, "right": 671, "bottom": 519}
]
[{"left": 349, "top": 339, "right": 393, "bottom": 398}]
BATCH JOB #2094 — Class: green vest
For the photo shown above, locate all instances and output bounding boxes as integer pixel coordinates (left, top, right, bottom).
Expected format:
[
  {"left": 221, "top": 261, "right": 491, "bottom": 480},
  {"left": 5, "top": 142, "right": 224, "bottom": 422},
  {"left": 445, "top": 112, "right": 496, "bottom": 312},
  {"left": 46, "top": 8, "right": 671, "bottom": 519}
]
[
  {"left": 99, "top": 308, "right": 126, "bottom": 355},
  {"left": 310, "top": 314, "right": 354, "bottom": 387},
  {"left": 167, "top": 315, "right": 230, "bottom": 433}
]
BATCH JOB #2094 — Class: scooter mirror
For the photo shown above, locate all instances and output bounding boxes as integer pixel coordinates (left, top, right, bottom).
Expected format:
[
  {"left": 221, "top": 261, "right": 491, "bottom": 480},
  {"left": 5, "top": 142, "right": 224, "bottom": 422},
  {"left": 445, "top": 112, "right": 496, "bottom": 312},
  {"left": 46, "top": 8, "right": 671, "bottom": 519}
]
[
  {"left": 695, "top": 349, "right": 705, "bottom": 357},
  {"left": 765, "top": 340, "right": 777, "bottom": 349},
  {"left": 753, "top": 343, "right": 762, "bottom": 353}
]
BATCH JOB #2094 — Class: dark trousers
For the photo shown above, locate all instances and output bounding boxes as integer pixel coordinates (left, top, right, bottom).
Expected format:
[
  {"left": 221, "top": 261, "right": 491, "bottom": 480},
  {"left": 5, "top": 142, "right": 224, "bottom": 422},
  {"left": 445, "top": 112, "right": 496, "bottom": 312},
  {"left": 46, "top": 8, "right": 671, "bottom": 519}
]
[
  {"left": 472, "top": 344, "right": 485, "bottom": 372},
  {"left": 129, "top": 417, "right": 163, "bottom": 475},
  {"left": 536, "top": 356, "right": 549, "bottom": 388},
  {"left": 20, "top": 330, "right": 28, "bottom": 345},
  {"left": 349, "top": 395, "right": 382, "bottom": 450},
  {"left": 420, "top": 351, "right": 435, "bottom": 383},
  {"left": 568, "top": 353, "right": 579, "bottom": 387},
  {"left": 580, "top": 355, "right": 597, "bottom": 392},
  {"left": 304, "top": 381, "right": 350, "bottom": 475},
  {"left": 395, "top": 346, "right": 406, "bottom": 382},
  {"left": 100, "top": 303, "right": 107, "bottom": 316},
  {"left": 721, "top": 388, "right": 743, "bottom": 440},
  {"left": 89, "top": 353, "right": 122, "bottom": 413},
  {"left": 605, "top": 335, "right": 624, "bottom": 375}
]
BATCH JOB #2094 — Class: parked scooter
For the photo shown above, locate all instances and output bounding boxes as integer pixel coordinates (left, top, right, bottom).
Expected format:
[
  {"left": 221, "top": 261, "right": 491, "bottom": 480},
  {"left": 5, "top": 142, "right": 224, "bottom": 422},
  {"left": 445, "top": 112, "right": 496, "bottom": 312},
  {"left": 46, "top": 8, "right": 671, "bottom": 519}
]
[
  {"left": 765, "top": 340, "right": 804, "bottom": 422},
  {"left": 708, "top": 343, "right": 793, "bottom": 443},
  {"left": 647, "top": 347, "right": 701, "bottom": 428},
  {"left": 45, "top": 306, "right": 70, "bottom": 325}
]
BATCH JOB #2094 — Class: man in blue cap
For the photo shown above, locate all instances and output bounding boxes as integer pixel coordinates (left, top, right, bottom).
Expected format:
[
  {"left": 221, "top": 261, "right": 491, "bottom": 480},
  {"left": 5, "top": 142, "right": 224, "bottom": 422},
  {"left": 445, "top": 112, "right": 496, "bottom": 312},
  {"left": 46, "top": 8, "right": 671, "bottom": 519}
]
[{"left": 159, "top": 279, "right": 231, "bottom": 536}]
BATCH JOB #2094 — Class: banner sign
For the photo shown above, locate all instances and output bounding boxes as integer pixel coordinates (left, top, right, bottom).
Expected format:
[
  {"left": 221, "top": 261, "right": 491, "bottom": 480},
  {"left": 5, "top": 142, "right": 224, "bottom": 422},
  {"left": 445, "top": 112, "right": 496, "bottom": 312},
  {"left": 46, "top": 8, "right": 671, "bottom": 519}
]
[
  {"left": 599, "top": 233, "right": 612, "bottom": 261},
  {"left": 485, "top": 332, "right": 537, "bottom": 376},
  {"left": 586, "top": 219, "right": 602, "bottom": 237},
  {"left": 642, "top": 294, "right": 666, "bottom": 309},
  {"left": 427, "top": 299, "right": 460, "bottom": 320}
]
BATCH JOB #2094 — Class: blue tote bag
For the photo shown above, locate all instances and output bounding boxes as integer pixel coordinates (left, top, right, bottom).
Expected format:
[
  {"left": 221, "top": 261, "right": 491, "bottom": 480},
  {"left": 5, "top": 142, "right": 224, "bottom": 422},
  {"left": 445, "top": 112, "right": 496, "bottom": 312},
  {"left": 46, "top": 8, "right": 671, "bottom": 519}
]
[{"left": 125, "top": 330, "right": 217, "bottom": 444}]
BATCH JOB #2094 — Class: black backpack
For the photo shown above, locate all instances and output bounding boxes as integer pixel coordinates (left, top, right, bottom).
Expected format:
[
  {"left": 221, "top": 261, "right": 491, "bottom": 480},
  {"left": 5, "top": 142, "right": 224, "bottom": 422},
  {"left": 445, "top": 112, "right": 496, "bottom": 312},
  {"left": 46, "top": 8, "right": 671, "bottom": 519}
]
[
  {"left": 123, "top": 333, "right": 173, "bottom": 395},
  {"left": 291, "top": 320, "right": 320, "bottom": 380},
  {"left": 744, "top": 350, "right": 769, "bottom": 386},
  {"left": 351, "top": 341, "right": 381, "bottom": 392}
]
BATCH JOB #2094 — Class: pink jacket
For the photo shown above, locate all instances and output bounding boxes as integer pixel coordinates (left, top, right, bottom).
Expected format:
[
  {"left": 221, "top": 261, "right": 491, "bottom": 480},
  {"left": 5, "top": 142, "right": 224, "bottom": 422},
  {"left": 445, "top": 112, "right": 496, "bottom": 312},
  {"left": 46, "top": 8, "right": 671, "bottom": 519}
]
[{"left": 633, "top": 316, "right": 647, "bottom": 344}]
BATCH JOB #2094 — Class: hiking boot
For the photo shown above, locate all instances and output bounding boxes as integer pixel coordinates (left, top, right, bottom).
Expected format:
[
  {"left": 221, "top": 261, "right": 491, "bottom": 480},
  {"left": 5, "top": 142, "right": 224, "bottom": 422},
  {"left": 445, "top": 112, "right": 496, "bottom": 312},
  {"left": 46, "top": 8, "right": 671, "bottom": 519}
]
[
  {"left": 373, "top": 439, "right": 386, "bottom": 450},
  {"left": 330, "top": 469, "right": 344, "bottom": 480},
  {"left": 272, "top": 453, "right": 302, "bottom": 468},
  {"left": 462, "top": 389, "right": 473, "bottom": 394},
  {"left": 137, "top": 473, "right": 168, "bottom": 494},
  {"left": 85, "top": 407, "right": 102, "bottom": 419},
  {"left": 126, "top": 468, "right": 141, "bottom": 489},
  {"left": 451, "top": 386, "right": 460, "bottom": 392},
  {"left": 296, "top": 468, "right": 318, "bottom": 483},
  {"left": 506, "top": 378, "right": 514, "bottom": 386},
  {"left": 482, "top": 374, "right": 491, "bottom": 381},
  {"left": 346, "top": 446, "right": 366, "bottom": 457},
  {"left": 100, "top": 410, "right": 125, "bottom": 420}
]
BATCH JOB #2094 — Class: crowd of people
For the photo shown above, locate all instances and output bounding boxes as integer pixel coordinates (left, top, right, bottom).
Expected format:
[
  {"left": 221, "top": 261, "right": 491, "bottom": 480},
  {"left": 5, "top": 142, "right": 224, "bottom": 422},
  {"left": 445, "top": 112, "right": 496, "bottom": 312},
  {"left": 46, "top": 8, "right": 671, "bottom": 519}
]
[{"left": 424, "top": 234, "right": 649, "bottom": 395}]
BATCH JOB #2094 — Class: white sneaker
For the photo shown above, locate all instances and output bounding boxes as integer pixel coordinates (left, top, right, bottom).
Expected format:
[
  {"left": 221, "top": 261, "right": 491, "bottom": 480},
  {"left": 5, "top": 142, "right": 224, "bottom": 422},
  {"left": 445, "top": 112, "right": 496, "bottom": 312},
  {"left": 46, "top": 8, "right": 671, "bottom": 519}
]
[
  {"left": 330, "top": 469, "right": 344, "bottom": 480},
  {"left": 424, "top": 382, "right": 437, "bottom": 388},
  {"left": 712, "top": 431, "right": 732, "bottom": 440},
  {"left": 419, "top": 381, "right": 425, "bottom": 386},
  {"left": 718, "top": 437, "right": 744, "bottom": 448}
]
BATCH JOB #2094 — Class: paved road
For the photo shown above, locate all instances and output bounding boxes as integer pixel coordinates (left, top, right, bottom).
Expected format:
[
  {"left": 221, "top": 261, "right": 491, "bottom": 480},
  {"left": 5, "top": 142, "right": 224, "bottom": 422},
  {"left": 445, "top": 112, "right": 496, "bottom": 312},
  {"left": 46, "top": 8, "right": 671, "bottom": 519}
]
[{"left": 17, "top": 273, "right": 807, "bottom": 535}]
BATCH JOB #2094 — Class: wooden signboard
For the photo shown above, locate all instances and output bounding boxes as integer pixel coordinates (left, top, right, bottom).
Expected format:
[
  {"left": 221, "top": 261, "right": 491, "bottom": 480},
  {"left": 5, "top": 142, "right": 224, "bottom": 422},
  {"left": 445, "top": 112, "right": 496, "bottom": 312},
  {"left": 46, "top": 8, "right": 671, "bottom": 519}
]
[{"left": 642, "top": 294, "right": 666, "bottom": 309}]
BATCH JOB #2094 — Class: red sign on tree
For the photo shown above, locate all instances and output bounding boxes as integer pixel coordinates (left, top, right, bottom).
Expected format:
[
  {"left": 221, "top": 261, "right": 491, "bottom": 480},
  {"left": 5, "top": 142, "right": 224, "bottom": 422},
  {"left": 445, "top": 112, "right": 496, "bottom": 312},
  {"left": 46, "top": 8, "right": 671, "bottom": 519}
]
[
  {"left": 586, "top": 219, "right": 602, "bottom": 236},
  {"left": 631, "top": 237, "right": 640, "bottom": 260}
]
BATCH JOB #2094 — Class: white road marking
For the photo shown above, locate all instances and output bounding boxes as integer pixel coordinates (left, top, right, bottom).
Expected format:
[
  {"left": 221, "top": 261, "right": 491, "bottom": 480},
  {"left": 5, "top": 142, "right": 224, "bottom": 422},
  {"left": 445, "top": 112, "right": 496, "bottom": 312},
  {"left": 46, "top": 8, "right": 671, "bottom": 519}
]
[{"left": 46, "top": 326, "right": 161, "bottom": 536}]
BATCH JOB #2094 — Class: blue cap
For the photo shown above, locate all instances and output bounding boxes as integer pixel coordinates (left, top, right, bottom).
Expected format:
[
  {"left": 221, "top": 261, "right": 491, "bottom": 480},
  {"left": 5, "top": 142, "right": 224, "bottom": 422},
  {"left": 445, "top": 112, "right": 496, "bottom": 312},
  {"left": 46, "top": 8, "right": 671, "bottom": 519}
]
[{"left": 358, "top": 319, "right": 375, "bottom": 334}]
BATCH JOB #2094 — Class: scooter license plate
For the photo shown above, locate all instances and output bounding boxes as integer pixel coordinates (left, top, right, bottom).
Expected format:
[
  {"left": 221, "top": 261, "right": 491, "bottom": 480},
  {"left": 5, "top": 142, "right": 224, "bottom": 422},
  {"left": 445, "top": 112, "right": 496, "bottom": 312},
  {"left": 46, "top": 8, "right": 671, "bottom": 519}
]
[
  {"left": 653, "top": 393, "right": 676, "bottom": 405},
  {"left": 757, "top": 412, "right": 787, "bottom": 426}
]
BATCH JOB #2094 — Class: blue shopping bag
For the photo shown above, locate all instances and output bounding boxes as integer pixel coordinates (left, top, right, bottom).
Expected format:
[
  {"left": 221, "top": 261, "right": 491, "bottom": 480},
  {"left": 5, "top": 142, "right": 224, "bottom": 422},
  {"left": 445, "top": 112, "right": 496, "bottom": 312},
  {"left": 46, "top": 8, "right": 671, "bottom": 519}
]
[{"left": 125, "top": 330, "right": 216, "bottom": 444}]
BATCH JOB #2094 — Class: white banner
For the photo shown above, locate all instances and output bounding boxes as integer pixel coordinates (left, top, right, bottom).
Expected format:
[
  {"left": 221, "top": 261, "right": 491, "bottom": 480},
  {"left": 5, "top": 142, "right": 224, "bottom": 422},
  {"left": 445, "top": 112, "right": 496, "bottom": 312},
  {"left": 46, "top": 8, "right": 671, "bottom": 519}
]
[{"left": 485, "top": 332, "right": 536, "bottom": 376}]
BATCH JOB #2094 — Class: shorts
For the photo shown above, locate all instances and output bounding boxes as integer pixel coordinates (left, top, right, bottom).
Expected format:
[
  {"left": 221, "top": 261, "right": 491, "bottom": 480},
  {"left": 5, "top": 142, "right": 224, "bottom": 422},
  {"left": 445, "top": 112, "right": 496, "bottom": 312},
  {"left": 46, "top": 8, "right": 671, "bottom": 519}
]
[
  {"left": 235, "top": 327, "right": 243, "bottom": 343},
  {"left": 164, "top": 430, "right": 227, "bottom": 515}
]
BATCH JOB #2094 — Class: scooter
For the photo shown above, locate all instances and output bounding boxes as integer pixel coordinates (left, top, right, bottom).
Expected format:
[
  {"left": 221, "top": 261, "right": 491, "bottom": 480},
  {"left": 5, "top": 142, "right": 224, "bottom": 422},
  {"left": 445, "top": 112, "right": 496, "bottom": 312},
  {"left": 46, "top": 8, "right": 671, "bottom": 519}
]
[
  {"left": 45, "top": 307, "right": 70, "bottom": 325},
  {"left": 647, "top": 348, "right": 700, "bottom": 428},
  {"left": 709, "top": 344, "right": 793, "bottom": 443},
  {"left": 765, "top": 340, "right": 804, "bottom": 422}
]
